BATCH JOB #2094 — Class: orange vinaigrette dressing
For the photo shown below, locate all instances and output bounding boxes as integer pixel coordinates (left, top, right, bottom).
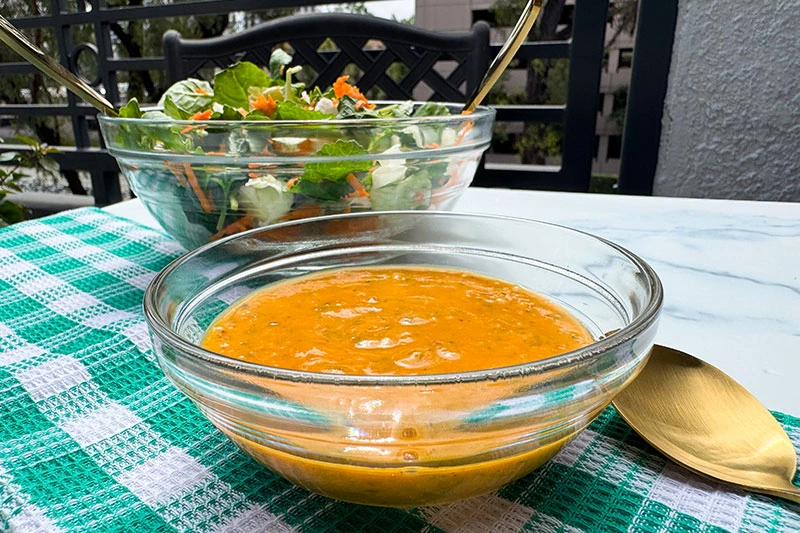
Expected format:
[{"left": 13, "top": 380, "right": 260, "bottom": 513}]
[
  {"left": 201, "top": 266, "right": 593, "bottom": 374},
  {"left": 200, "top": 266, "right": 595, "bottom": 506}
]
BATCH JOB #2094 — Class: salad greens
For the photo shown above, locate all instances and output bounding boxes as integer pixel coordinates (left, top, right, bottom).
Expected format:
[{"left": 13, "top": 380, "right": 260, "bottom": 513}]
[{"left": 115, "top": 49, "right": 474, "bottom": 241}]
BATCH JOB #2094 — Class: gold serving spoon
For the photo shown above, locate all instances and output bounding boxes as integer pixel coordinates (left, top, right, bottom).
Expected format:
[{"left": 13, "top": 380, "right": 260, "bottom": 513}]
[
  {"left": 612, "top": 345, "right": 800, "bottom": 503},
  {"left": 0, "top": 14, "right": 117, "bottom": 116},
  {"left": 462, "top": 0, "right": 544, "bottom": 113}
]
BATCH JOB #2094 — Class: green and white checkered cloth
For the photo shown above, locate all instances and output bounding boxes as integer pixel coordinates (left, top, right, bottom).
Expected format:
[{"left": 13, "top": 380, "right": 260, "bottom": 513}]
[{"left": 1, "top": 208, "right": 798, "bottom": 533}]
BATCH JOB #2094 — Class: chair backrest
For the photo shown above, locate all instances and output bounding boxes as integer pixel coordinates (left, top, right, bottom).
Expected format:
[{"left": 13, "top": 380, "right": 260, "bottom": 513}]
[{"left": 163, "top": 13, "right": 490, "bottom": 103}]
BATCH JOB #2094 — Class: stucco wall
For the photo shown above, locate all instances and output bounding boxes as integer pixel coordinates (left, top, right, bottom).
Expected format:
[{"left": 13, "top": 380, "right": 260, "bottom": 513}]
[{"left": 654, "top": 0, "right": 800, "bottom": 201}]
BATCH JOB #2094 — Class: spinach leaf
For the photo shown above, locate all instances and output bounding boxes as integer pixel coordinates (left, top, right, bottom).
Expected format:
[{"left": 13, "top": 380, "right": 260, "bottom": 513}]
[
  {"left": 212, "top": 104, "right": 244, "bottom": 120},
  {"left": 301, "top": 140, "right": 371, "bottom": 183},
  {"left": 336, "top": 95, "right": 379, "bottom": 119},
  {"left": 213, "top": 62, "right": 273, "bottom": 109},
  {"left": 269, "top": 49, "right": 294, "bottom": 79},
  {"left": 289, "top": 178, "right": 352, "bottom": 202},
  {"left": 118, "top": 98, "right": 143, "bottom": 118},
  {"left": 413, "top": 102, "right": 451, "bottom": 117},
  {"left": 158, "top": 79, "right": 213, "bottom": 115},
  {"left": 276, "top": 101, "right": 335, "bottom": 120},
  {"left": 163, "top": 95, "right": 191, "bottom": 120}
]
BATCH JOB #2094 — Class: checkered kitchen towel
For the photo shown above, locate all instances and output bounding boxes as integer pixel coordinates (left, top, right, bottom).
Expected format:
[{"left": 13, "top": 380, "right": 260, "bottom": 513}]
[{"left": 0, "top": 208, "right": 798, "bottom": 533}]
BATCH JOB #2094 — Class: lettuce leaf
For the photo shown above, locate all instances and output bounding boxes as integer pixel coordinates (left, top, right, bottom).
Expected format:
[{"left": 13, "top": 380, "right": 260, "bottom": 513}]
[
  {"left": 376, "top": 101, "right": 414, "bottom": 118},
  {"left": 369, "top": 169, "right": 432, "bottom": 210}
]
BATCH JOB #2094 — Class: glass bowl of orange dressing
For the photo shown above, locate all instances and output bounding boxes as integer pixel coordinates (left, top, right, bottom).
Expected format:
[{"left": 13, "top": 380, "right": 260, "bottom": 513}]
[{"left": 144, "top": 211, "right": 662, "bottom": 507}]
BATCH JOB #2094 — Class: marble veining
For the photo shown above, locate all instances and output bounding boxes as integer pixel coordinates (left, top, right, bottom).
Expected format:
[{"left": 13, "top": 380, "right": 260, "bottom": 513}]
[{"left": 451, "top": 190, "right": 800, "bottom": 417}]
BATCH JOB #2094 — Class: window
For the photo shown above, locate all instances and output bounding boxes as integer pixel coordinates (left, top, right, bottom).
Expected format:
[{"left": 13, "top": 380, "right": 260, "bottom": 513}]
[
  {"left": 472, "top": 10, "right": 496, "bottom": 24},
  {"left": 618, "top": 48, "right": 634, "bottom": 70},
  {"left": 602, "top": 51, "right": 610, "bottom": 71},
  {"left": 607, "top": 135, "right": 622, "bottom": 160},
  {"left": 612, "top": 88, "right": 628, "bottom": 114},
  {"left": 593, "top": 135, "right": 600, "bottom": 159}
]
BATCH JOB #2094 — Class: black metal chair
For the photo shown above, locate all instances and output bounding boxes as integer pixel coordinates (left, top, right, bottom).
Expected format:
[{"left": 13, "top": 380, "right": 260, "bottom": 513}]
[
  {"left": 617, "top": 0, "right": 679, "bottom": 195},
  {"left": 474, "top": 0, "right": 678, "bottom": 194},
  {"left": 163, "top": 13, "right": 490, "bottom": 103}
]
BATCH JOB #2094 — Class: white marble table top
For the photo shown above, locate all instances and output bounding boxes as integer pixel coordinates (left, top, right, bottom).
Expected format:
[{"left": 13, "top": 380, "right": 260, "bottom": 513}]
[{"left": 105, "top": 189, "right": 800, "bottom": 417}]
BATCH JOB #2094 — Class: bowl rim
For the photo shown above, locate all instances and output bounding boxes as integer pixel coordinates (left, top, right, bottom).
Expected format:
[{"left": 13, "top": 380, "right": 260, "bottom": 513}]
[
  {"left": 97, "top": 101, "right": 495, "bottom": 127},
  {"left": 144, "top": 211, "right": 663, "bottom": 386}
]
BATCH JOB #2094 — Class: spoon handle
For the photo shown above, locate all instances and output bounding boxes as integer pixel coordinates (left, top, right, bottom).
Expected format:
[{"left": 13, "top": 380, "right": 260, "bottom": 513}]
[
  {"left": 0, "top": 15, "right": 117, "bottom": 116},
  {"left": 462, "top": 0, "right": 544, "bottom": 113}
]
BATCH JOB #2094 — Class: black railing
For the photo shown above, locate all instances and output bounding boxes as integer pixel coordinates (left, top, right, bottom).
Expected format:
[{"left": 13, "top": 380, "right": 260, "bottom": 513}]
[{"left": 0, "top": 0, "right": 676, "bottom": 206}]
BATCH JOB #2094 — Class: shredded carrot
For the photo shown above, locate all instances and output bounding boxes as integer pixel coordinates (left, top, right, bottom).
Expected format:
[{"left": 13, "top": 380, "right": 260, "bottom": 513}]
[
  {"left": 252, "top": 93, "right": 277, "bottom": 118},
  {"left": 189, "top": 109, "right": 213, "bottom": 121},
  {"left": 210, "top": 216, "right": 254, "bottom": 241},
  {"left": 333, "top": 76, "right": 351, "bottom": 98},
  {"left": 279, "top": 204, "right": 322, "bottom": 221},
  {"left": 248, "top": 163, "right": 261, "bottom": 169},
  {"left": 164, "top": 160, "right": 188, "bottom": 187},
  {"left": 248, "top": 172, "right": 260, "bottom": 179},
  {"left": 180, "top": 125, "right": 194, "bottom": 134},
  {"left": 194, "top": 87, "right": 209, "bottom": 95},
  {"left": 424, "top": 142, "right": 440, "bottom": 149},
  {"left": 183, "top": 163, "right": 215, "bottom": 213},
  {"left": 206, "top": 151, "right": 227, "bottom": 156},
  {"left": 286, "top": 177, "right": 300, "bottom": 189},
  {"left": 333, "top": 75, "right": 374, "bottom": 109},
  {"left": 346, "top": 173, "right": 369, "bottom": 197},
  {"left": 456, "top": 121, "right": 474, "bottom": 145}
]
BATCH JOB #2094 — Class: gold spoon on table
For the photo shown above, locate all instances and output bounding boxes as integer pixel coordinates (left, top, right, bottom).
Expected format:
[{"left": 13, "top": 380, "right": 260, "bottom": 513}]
[
  {"left": 612, "top": 345, "right": 800, "bottom": 503},
  {"left": 0, "top": 15, "right": 117, "bottom": 116}
]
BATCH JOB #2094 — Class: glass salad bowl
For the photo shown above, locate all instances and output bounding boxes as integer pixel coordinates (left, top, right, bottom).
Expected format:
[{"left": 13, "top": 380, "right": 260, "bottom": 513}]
[
  {"left": 98, "top": 103, "right": 494, "bottom": 250},
  {"left": 143, "top": 212, "right": 663, "bottom": 507}
]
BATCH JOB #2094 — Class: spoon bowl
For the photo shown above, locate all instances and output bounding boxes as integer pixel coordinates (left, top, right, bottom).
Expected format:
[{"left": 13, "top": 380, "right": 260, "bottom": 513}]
[{"left": 612, "top": 345, "right": 800, "bottom": 503}]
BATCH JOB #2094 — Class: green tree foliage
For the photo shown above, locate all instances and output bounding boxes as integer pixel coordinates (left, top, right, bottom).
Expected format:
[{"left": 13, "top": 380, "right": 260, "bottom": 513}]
[{"left": 0, "top": 136, "right": 61, "bottom": 226}]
